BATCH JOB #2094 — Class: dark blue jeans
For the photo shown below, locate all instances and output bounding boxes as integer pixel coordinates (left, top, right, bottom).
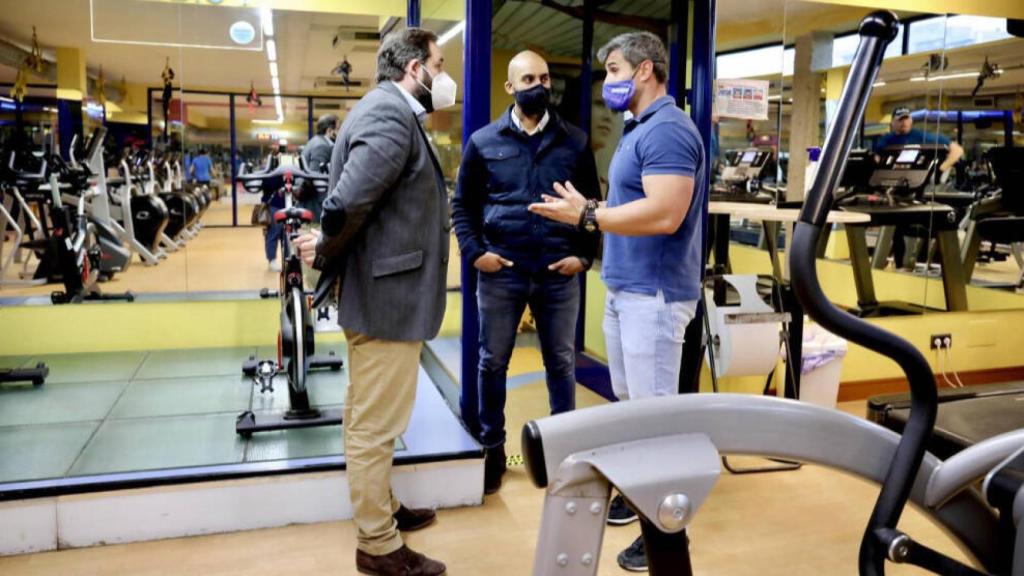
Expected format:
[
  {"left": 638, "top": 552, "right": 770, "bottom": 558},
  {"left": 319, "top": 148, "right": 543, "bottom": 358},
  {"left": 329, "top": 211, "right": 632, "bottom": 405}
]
[
  {"left": 476, "top": 267, "right": 580, "bottom": 449},
  {"left": 264, "top": 221, "right": 283, "bottom": 262}
]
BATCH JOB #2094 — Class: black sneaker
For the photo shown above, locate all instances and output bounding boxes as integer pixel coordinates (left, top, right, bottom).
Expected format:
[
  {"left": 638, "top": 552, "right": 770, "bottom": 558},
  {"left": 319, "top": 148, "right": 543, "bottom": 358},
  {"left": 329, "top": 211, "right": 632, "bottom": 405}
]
[
  {"left": 616, "top": 532, "right": 691, "bottom": 572},
  {"left": 607, "top": 494, "right": 638, "bottom": 525},
  {"left": 617, "top": 535, "right": 647, "bottom": 572}
]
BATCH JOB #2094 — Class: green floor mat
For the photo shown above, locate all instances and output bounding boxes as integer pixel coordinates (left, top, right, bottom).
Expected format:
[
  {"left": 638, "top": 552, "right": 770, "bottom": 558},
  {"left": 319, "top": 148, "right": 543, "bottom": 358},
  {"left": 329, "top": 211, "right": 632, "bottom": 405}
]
[
  {"left": 0, "top": 356, "right": 27, "bottom": 370},
  {"left": 0, "top": 422, "right": 99, "bottom": 483},
  {"left": 110, "top": 376, "right": 255, "bottom": 419},
  {"left": 135, "top": 348, "right": 256, "bottom": 380},
  {"left": 68, "top": 413, "right": 245, "bottom": 476},
  {"left": 0, "top": 380, "right": 129, "bottom": 426},
  {"left": 22, "top": 352, "right": 146, "bottom": 384}
]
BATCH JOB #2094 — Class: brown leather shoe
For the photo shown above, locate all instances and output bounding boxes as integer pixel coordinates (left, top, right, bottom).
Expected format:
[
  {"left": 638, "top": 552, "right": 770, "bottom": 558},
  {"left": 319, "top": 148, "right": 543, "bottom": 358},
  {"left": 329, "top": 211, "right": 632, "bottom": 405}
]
[
  {"left": 394, "top": 504, "right": 436, "bottom": 532},
  {"left": 356, "top": 545, "right": 447, "bottom": 576}
]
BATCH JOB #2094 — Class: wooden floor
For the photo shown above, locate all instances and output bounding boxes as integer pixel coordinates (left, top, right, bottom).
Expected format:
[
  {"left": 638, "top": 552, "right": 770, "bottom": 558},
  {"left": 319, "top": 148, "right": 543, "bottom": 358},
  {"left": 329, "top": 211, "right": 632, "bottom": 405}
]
[
  {"left": 0, "top": 378, "right": 972, "bottom": 575},
  {"left": 2, "top": 195, "right": 465, "bottom": 297}
]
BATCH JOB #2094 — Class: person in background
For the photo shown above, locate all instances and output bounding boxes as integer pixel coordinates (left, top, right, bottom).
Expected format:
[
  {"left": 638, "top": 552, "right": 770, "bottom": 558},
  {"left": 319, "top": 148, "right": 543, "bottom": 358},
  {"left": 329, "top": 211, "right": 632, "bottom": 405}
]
[
  {"left": 300, "top": 114, "right": 339, "bottom": 222},
  {"left": 190, "top": 147, "right": 213, "bottom": 186},
  {"left": 262, "top": 146, "right": 285, "bottom": 272},
  {"left": 873, "top": 106, "right": 964, "bottom": 268}
]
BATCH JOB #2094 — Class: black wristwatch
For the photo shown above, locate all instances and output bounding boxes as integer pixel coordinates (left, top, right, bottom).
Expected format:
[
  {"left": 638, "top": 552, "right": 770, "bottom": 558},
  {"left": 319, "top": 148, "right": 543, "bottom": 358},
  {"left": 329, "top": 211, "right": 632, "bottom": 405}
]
[{"left": 578, "top": 199, "right": 600, "bottom": 233}]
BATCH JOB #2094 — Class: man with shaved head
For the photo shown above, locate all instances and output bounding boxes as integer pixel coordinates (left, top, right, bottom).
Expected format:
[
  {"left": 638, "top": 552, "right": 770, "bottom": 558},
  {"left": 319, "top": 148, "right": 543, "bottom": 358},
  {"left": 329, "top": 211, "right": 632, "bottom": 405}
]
[{"left": 452, "top": 50, "right": 599, "bottom": 494}]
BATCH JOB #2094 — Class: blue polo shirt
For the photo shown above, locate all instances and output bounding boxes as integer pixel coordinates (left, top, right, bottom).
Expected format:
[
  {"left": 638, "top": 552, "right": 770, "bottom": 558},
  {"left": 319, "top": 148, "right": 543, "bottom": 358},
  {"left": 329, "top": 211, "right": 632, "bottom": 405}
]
[{"left": 602, "top": 95, "right": 706, "bottom": 302}]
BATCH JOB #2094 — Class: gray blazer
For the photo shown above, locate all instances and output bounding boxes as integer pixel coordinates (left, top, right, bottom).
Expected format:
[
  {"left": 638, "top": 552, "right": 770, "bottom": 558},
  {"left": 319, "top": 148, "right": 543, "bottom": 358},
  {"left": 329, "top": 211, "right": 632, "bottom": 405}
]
[{"left": 313, "top": 81, "right": 449, "bottom": 342}]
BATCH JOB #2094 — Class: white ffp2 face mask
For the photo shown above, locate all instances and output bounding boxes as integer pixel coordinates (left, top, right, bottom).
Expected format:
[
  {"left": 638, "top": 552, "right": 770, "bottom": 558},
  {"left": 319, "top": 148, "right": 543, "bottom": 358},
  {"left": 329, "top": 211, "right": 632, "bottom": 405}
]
[{"left": 417, "top": 65, "right": 457, "bottom": 112}]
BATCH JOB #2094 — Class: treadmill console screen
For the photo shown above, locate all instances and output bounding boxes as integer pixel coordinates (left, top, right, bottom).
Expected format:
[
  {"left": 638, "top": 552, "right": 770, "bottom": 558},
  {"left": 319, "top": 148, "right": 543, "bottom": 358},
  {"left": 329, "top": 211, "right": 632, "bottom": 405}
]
[
  {"left": 741, "top": 151, "right": 757, "bottom": 164},
  {"left": 896, "top": 149, "right": 919, "bottom": 164}
]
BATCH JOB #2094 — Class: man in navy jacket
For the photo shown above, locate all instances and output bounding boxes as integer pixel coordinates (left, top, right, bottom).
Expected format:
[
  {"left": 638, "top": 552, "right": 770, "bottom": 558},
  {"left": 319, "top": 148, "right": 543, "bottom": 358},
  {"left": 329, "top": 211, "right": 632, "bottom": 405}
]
[{"left": 452, "top": 50, "right": 599, "bottom": 495}]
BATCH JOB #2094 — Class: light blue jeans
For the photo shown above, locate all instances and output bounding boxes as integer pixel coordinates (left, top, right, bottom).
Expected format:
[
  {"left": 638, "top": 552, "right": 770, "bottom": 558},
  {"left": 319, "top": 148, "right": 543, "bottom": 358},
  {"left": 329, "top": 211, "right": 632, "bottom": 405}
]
[{"left": 603, "top": 289, "right": 698, "bottom": 400}]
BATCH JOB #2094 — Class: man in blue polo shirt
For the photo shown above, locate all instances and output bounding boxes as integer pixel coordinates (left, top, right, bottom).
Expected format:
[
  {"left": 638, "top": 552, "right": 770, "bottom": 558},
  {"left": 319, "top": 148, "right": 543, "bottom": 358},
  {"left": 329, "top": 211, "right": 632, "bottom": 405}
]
[{"left": 529, "top": 31, "right": 705, "bottom": 572}]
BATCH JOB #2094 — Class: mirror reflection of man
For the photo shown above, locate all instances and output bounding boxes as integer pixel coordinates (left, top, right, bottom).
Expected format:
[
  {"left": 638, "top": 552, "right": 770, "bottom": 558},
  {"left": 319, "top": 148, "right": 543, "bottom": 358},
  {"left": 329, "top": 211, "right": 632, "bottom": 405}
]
[
  {"left": 873, "top": 107, "right": 965, "bottom": 269},
  {"left": 873, "top": 107, "right": 964, "bottom": 172}
]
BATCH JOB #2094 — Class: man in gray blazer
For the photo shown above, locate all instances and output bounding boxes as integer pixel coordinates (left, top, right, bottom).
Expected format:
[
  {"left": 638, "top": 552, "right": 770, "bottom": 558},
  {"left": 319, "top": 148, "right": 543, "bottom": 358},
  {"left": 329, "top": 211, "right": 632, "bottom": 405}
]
[{"left": 295, "top": 27, "right": 455, "bottom": 576}]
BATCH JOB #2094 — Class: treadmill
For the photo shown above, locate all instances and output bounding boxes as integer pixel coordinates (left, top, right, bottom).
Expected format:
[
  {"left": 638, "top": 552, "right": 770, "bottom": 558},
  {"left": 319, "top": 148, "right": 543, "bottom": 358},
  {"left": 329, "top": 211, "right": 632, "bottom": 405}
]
[
  {"left": 868, "top": 381, "right": 1024, "bottom": 460},
  {"left": 838, "top": 145, "right": 969, "bottom": 316},
  {"left": 961, "top": 146, "right": 1024, "bottom": 288},
  {"left": 711, "top": 148, "right": 776, "bottom": 204}
]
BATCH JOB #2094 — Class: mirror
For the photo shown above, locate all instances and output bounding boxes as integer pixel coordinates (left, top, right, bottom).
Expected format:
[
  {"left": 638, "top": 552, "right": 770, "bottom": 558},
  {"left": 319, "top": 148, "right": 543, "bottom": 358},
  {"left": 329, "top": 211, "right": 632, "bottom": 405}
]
[{"left": 0, "top": 0, "right": 188, "bottom": 300}]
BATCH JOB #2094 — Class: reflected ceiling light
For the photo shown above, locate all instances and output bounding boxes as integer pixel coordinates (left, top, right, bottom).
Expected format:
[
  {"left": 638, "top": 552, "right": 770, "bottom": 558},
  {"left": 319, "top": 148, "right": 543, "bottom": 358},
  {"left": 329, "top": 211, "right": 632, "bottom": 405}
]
[
  {"left": 252, "top": 118, "right": 283, "bottom": 124},
  {"left": 873, "top": 81, "right": 886, "bottom": 87},
  {"left": 261, "top": 8, "right": 274, "bottom": 37},
  {"left": 0, "top": 96, "right": 13, "bottom": 103},
  {"left": 272, "top": 77, "right": 280, "bottom": 93},
  {"left": 438, "top": 21, "right": 465, "bottom": 46},
  {"left": 267, "top": 39, "right": 277, "bottom": 62},
  {"left": 270, "top": 61, "right": 279, "bottom": 78},
  {"left": 911, "top": 71, "right": 981, "bottom": 82}
]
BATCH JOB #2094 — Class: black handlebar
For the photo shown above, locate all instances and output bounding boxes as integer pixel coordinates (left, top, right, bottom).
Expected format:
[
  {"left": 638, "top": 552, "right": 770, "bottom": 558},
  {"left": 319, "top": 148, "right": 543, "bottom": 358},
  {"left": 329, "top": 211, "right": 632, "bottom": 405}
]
[
  {"left": 235, "top": 164, "right": 328, "bottom": 184},
  {"left": 789, "top": 11, "right": 945, "bottom": 576}
]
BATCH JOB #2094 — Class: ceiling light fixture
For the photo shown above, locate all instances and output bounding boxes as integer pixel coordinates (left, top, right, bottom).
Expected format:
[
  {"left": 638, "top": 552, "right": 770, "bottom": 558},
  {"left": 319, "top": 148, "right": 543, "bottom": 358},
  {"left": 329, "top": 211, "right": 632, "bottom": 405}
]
[
  {"left": 270, "top": 61, "right": 278, "bottom": 78},
  {"left": 261, "top": 8, "right": 274, "bottom": 37},
  {"left": 272, "top": 77, "right": 280, "bottom": 93},
  {"left": 873, "top": 81, "right": 886, "bottom": 87},
  {"left": 267, "top": 39, "right": 277, "bottom": 62},
  {"left": 438, "top": 21, "right": 465, "bottom": 46}
]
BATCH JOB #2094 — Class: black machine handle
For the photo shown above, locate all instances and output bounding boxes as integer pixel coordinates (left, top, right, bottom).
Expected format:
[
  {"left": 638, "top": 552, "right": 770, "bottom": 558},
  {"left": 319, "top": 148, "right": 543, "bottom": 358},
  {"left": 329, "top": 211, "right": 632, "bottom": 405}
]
[
  {"left": 235, "top": 164, "right": 328, "bottom": 184},
  {"left": 790, "top": 11, "right": 948, "bottom": 576}
]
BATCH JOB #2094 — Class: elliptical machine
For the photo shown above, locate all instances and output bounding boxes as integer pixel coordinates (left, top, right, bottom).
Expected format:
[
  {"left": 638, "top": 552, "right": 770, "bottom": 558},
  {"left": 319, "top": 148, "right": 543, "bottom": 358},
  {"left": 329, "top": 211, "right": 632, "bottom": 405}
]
[
  {"left": 522, "top": 13, "right": 1023, "bottom": 576},
  {"left": 234, "top": 163, "right": 343, "bottom": 437}
]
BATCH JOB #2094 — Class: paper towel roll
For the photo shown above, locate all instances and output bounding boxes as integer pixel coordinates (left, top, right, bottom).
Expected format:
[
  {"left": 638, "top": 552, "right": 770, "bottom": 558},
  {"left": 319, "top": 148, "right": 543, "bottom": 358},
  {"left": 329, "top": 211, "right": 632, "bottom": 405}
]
[{"left": 705, "top": 275, "right": 781, "bottom": 378}]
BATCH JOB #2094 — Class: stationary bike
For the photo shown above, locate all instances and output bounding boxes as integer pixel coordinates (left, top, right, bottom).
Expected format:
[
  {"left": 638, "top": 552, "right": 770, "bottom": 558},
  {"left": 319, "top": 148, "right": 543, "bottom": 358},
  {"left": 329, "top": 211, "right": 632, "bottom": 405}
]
[{"left": 235, "top": 164, "right": 343, "bottom": 437}]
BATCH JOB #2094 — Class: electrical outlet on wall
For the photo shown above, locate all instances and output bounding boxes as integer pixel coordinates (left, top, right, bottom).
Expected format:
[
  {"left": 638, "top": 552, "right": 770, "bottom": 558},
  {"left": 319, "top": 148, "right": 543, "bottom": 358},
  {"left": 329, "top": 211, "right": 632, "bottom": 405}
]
[{"left": 930, "top": 334, "right": 953, "bottom": 350}]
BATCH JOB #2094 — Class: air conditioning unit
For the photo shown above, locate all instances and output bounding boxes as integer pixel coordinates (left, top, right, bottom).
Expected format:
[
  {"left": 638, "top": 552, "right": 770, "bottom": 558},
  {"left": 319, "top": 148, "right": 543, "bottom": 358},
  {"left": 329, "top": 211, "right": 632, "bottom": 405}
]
[
  {"left": 973, "top": 96, "right": 996, "bottom": 109},
  {"left": 332, "top": 27, "right": 381, "bottom": 48}
]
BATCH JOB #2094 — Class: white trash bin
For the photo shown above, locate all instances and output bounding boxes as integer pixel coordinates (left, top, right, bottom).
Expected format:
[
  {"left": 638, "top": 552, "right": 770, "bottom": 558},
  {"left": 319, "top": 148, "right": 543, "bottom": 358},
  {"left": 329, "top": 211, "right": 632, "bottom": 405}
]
[{"left": 798, "top": 324, "right": 847, "bottom": 409}]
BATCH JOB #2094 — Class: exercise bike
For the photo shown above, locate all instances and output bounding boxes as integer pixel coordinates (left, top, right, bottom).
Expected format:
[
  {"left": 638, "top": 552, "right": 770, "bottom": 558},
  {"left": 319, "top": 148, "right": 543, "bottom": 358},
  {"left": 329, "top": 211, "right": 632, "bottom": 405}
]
[
  {"left": 234, "top": 164, "right": 343, "bottom": 437},
  {"left": 45, "top": 155, "right": 135, "bottom": 305},
  {"left": 523, "top": 12, "right": 1023, "bottom": 576}
]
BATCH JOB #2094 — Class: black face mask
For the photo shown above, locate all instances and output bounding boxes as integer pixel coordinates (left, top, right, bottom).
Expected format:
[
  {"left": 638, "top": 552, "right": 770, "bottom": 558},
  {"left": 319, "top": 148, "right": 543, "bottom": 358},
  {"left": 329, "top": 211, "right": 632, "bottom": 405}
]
[{"left": 514, "top": 84, "right": 550, "bottom": 117}]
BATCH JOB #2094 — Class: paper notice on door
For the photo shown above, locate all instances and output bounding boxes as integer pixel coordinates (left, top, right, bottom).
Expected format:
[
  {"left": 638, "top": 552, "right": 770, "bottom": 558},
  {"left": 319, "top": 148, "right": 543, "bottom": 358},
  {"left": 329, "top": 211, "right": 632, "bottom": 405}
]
[{"left": 715, "top": 79, "right": 770, "bottom": 121}]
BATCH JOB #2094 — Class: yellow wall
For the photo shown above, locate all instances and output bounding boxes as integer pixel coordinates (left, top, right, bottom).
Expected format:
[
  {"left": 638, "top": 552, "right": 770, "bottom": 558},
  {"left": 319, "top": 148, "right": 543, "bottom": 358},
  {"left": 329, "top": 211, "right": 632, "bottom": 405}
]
[
  {"left": 1, "top": 300, "right": 275, "bottom": 355},
  {"left": 582, "top": 242, "right": 1024, "bottom": 392}
]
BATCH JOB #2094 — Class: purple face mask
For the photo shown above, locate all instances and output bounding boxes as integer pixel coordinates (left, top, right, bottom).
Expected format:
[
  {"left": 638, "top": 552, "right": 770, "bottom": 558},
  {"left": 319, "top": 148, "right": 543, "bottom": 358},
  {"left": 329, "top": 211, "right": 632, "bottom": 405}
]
[{"left": 602, "top": 79, "right": 635, "bottom": 112}]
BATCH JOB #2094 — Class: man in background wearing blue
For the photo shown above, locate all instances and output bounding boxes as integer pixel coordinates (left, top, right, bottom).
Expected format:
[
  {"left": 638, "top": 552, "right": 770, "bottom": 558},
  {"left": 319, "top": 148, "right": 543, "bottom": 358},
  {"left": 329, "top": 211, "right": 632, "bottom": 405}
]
[
  {"left": 873, "top": 107, "right": 964, "bottom": 268},
  {"left": 874, "top": 106, "right": 963, "bottom": 169},
  {"left": 189, "top": 147, "right": 214, "bottom": 186}
]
